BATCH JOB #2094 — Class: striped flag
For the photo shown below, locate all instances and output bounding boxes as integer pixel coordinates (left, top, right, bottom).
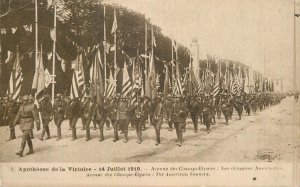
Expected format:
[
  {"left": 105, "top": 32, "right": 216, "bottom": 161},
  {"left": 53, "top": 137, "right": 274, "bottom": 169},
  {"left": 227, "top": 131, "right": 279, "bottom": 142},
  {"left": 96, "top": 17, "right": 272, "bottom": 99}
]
[
  {"left": 172, "top": 61, "right": 183, "bottom": 96},
  {"left": 121, "top": 62, "right": 132, "bottom": 97},
  {"left": 111, "top": 10, "right": 118, "bottom": 34},
  {"left": 163, "top": 65, "right": 170, "bottom": 97},
  {"left": 213, "top": 76, "right": 220, "bottom": 98},
  {"left": 105, "top": 70, "right": 116, "bottom": 98},
  {"left": 70, "top": 68, "right": 84, "bottom": 99},
  {"left": 8, "top": 49, "right": 22, "bottom": 100}
]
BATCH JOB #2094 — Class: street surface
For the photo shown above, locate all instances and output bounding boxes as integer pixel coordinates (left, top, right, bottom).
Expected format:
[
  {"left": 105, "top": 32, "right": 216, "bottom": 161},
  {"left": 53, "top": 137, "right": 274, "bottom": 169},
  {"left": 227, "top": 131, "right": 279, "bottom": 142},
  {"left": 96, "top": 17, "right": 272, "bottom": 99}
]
[{"left": 0, "top": 97, "right": 299, "bottom": 162}]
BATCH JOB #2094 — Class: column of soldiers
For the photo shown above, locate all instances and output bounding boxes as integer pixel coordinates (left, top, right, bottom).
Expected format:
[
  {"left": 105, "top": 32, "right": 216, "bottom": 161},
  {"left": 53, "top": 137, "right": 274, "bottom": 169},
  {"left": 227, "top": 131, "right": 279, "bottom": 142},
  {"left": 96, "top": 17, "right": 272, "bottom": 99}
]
[{"left": 1, "top": 90, "right": 287, "bottom": 157}]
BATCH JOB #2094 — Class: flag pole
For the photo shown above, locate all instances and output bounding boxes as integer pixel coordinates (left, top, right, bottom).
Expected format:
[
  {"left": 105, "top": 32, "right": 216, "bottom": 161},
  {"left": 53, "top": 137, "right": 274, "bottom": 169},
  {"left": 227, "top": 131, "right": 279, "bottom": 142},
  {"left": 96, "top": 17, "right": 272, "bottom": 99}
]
[
  {"left": 51, "top": 3, "right": 56, "bottom": 104},
  {"left": 103, "top": 5, "right": 107, "bottom": 93},
  {"left": 145, "top": 17, "right": 148, "bottom": 77},
  {"left": 35, "top": 0, "right": 38, "bottom": 85},
  {"left": 171, "top": 41, "right": 174, "bottom": 93},
  {"left": 113, "top": 8, "right": 117, "bottom": 84}
]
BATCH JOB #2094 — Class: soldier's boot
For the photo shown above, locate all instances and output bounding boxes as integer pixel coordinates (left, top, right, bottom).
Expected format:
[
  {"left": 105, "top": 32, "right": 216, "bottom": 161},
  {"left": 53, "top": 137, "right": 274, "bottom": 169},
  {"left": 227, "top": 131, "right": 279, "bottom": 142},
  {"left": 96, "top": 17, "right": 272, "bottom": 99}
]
[
  {"left": 56, "top": 127, "right": 62, "bottom": 141},
  {"left": 45, "top": 126, "right": 51, "bottom": 139},
  {"left": 136, "top": 127, "right": 142, "bottom": 144},
  {"left": 85, "top": 127, "right": 90, "bottom": 141},
  {"left": 26, "top": 138, "right": 34, "bottom": 155},
  {"left": 81, "top": 123, "right": 85, "bottom": 131},
  {"left": 168, "top": 121, "right": 173, "bottom": 131},
  {"left": 113, "top": 129, "right": 119, "bottom": 142},
  {"left": 123, "top": 130, "right": 128, "bottom": 143},
  {"left": 16, "top": 137, "right": 26, "bottom": 157},
  {"left": 71, "top": 128, "right": 77, "bottom": 141},
  {"left": 193, "top": 121, "right": 198, "bottom": 133},
  {"left": 39, "top": 130, "right": 45, "bottom": 141},
  {"left": 99, "top": 128, "right": 104, "bottom": 142}
]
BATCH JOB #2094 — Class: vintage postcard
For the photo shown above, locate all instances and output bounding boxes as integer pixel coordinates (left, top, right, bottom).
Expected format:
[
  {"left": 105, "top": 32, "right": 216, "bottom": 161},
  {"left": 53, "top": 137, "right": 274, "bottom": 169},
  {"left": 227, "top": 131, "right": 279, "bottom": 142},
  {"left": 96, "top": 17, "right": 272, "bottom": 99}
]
[{"left": 0, "top": 0, "right": 299, "bottom": 186}]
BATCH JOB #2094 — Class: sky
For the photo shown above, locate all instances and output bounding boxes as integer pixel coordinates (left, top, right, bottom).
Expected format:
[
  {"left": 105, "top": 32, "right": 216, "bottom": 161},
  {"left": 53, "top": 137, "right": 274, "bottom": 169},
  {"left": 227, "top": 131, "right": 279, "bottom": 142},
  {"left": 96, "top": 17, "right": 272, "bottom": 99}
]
[{"left": 104, "top": 0, "right": 300, "bottom": 91}]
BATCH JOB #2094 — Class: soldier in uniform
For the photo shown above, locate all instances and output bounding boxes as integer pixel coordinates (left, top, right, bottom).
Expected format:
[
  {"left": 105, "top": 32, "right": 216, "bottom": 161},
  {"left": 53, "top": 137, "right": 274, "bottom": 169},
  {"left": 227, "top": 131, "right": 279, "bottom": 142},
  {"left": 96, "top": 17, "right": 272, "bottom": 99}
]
[
  {"left": 152, "top": 95, "right": 164, "bottom": 145},
  {"left": 13, "top": 95, "right": 40, "bottom": 157},
  {"left": 131, "top": 96, "right": 146, "bottom": 144},
  {"left": 81, "top": 95, "right": 95, "bottom": 141},
  {"left": 118, "top": 97, "right": 131, "bottom": 143},
  {"left": 220, "top": 93, "right": 231, "bottom": 125},
  {"left": 65, "top": 97, "right": 81, "bottom": 141},
  {"left": 209, "top": 94, "right": 216, "bottom": 125},
  {"left": 243, "top": 93, "right": 251, "bottom": 116},
  {"left": 142, "top": 96, "right": 153, "bottom": 131},
  {"left": 53, "top": 94, "right": 65, "bottom": 140},
  {"left": 233, "top": 95, "right": 244, "bottom": 120},
  {"left": 39, "top": 95, "right": 53, "bottom": 141},
  {"left": 196, "top": 93, "right": 204, "bottom": 124},
  {"left": 188, "top": 95, "right": 200, "bottom": 133},
  {"left": 164, "top": 94, "right": 174, "bottom": 131},
  {"left": 5, "top": 95, "right": 20, "bottom": 141},
  {"left": 171, "top": 95, "right": 188, "bottom": 146},
  {"left": 202, "top": 94, "right": 212, "bottom": 132},
  {"left": 250, "top": 93, "right": 257, "bottom": 114},
  {"left": 108, "top": 95, "right": 120, "bottom": 142},
  {"left": 93, "top": 97, "right": 109, "bottom": 142}
]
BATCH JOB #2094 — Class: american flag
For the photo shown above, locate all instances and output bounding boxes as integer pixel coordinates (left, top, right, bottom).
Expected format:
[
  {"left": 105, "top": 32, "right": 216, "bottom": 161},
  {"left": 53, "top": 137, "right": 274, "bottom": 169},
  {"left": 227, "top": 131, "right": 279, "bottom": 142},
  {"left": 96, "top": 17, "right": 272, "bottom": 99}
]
[
  {"left": 70, "top": 54, "right": 85, "bottom": 100},
  {"left": 105, "top": 70, "right": 116, "bottom": 98},
  {"left": 121, "top": 62, "right": 132, "bottom": 97},
  {"left": 213, "top": 77, "right": 220, "bottom": 98},
  {"left": 8, "top": 50, "right": 22, "bottom": 101},
  {"left": 70, "top": 69, "right": 84, "bottom": 100}
]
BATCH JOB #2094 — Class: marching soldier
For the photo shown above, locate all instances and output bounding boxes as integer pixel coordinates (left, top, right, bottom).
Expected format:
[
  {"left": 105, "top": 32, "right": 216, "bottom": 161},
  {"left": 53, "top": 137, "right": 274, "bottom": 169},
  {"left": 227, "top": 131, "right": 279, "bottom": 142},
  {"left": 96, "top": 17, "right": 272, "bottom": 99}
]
[
  {"left": 5, "top": 95, "right": 20, "bottom": 141},
  {"left": 13, "top": 95, "right": 40, "bottom": 157},
  {"left": 202, "top": 94, "right": 212, "bottom": 132},
  {"left": 53, "top": 94, "right": 65, "bottom": 141},
  {"left": 164, "top": 94, "right": 174, "bottom": 131},
  {"left": 243, "top": 93, "right": 251, "bottom": 116},
  {"left": 93, "top": 97, "right": 109, "bottom": 142},
  {"left": 197, "top": 93, "right": 204, "bottom": 124},
  {"left": 81, "top": 95, "right": 95, "bottom": 141},
  {"left": 220, "top": 93, "right": 231, "bottom": 125},
  {"left": 153, "top": 95, "right": 164, "bottom": 145},
  {"left": 118, "top": 97, "right": 131, "bottom": 143},
  {"left": 233, "top": 95, "right": 243, "bottom": 120},
  {"left": 108, "top": 95, "right": 120, "bottom": 142},
  {"left": 131, "top": 96, "right": 146, "bottom": 144},
  {"left": 188, "top": 95, "right": 200, "bottom": 133},
  {"left": 39, "top": 95, "right": 53, "bottom": 141},
  {"left": 143, "top": 96, "right": 153, "bottom": 131},
  {"left": 209, "top": 94, "right": 216, "bottom": 125},
  {"left": 251, "top": 93, "right": 257, "bottom": 114},
  {"left": 171, "top": 95, "right": 188, "bottom": 146},
  {"left": 65, "top": 97, "right": 81, "bottom": 141}
]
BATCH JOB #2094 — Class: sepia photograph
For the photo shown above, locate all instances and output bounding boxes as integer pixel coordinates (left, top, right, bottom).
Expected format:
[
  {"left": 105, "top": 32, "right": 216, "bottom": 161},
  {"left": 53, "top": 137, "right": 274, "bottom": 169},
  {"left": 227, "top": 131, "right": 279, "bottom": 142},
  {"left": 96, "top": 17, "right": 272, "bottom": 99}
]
[{"left": 0, "top": 0, "right": 299, "bottom": 186}]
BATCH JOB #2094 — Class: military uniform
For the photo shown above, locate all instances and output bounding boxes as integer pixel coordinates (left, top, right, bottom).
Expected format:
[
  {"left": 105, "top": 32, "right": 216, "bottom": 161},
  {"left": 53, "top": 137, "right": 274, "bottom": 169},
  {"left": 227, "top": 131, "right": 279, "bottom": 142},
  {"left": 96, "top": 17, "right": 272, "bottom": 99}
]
[
  {"left": 143, "top": 97, "right": 153, "bottom": 130},
  {"left": 53, "top": 94, "right": 66, "bottom": 140},
  {"left": 81, "top": 97, "right": 95, "bottom": 141},
  {"left": 65, "top": 98, "right": 81, "bottom": 140},
  {"left": 152, "top": 96, "right": 164, "bottom": 145},
  {"left": 243, "top": 94, "right": 251, "bottom": 116},
  {"left": 5, "top": 97, "right": 20, "bottom": 140},
  {"left": 93, "top": 98, "right": 109, "bottom": 142},
  {"left": 13, "top": 95, "right": 40, "bottom": 157},
  {"left": 202, "top": 95, "right": 212, "bottom": 131},
  {"left": 188, "top": 96, "right": 200, "bottom": 133},
  {"left": 39, "top": 95, "right": 53, "bottom": 141},
  {"left": 0, "top": 97, "right": 5, "bottom": 126},
  {"left": 220, "top": 94, "right": 231, "bottom": 125},
  {"left": 250, "top": 94, "right": 257, "bottom": 114},
  {"left": 118, "top": 98, "right": 131, "bottom": 143},
  {"left": 233, "top": 95, "right": 243, "bottom": 120},
  {"left": 171, "top": 97, "right": 187, "bottom": 146},
  {"left": 108, "top": 96, "right": 119, "bottom": 142},
  {"left": 164, "top": 95, "right": 174, "bottom": 131},
  {"left": 131, "top": 97, "right": 146, "bottom": 144}
]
